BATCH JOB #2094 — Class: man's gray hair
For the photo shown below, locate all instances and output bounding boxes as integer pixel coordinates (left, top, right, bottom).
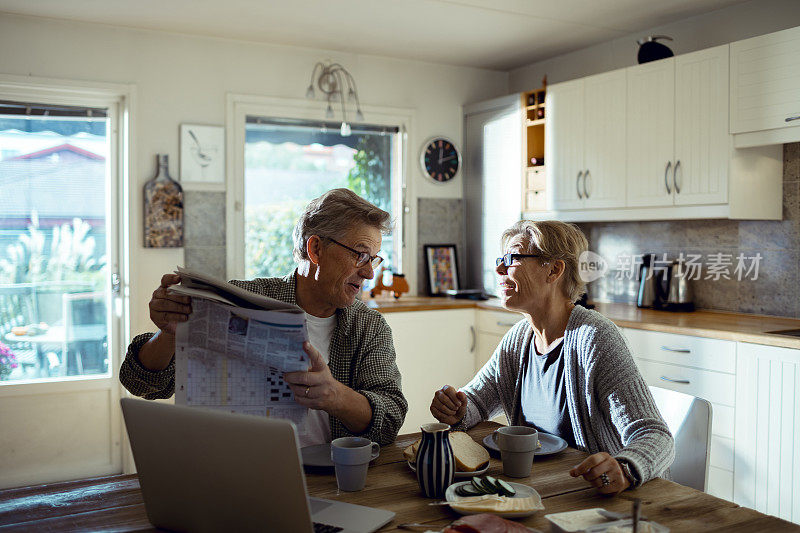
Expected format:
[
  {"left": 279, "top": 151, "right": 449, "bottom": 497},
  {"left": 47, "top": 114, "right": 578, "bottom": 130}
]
[{"left": 293, "top": 188, "right": 392, "bottom": 263}]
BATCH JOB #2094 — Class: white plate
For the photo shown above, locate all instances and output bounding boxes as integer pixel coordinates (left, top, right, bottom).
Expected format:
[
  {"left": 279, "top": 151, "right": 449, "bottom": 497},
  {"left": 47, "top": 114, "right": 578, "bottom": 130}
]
[
  {"left": 483, "top": 432, "right": 568, "bottom": 456},
  {"left": 407, "top": 460, "right": 489, "bottom": 479},
  {"left": 445, "top": 481, "right": 544, "bottom": 519},
  {"left": 301, "top": 443, "right": 379, "bottom": 468}
]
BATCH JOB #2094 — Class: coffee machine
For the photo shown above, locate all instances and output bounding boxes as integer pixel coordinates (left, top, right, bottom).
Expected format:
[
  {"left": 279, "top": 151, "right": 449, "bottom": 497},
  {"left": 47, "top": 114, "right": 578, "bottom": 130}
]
[{"left": 637, "top": 255, "right": 694, "bottom": 311}]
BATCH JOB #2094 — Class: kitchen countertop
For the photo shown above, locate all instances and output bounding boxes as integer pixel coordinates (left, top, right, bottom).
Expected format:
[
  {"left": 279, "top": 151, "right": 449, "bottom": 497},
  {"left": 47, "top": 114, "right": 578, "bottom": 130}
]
[{"left": 365, "top": 296, "right": 800, "bottom": 349}]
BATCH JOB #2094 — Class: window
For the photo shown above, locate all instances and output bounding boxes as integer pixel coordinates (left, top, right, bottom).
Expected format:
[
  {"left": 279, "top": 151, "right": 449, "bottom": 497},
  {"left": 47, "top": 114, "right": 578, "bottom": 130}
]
[
  {"left": 0, "top": 100, "right": 111, "bottom": 382},
  {"left": 243, "top": 117, "right": 402, "bottom": 281}
]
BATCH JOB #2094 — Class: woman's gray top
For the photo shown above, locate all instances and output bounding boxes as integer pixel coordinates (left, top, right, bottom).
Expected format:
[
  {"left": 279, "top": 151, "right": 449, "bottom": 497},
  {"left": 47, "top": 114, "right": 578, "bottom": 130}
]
[
  {"left": 454, "top": 304, "right": 674, "bottom": 487},
  {"left": 520, "top": 338, "right": 577, "bottom": 449}
]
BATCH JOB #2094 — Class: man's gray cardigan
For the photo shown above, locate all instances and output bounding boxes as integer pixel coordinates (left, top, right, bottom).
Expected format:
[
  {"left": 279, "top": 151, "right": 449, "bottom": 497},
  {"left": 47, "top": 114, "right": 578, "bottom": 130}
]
[
  {"left": 456, "top": 304, "right": 674, "bottom": 486},
  {"left": 119, "top": 272, "right": 408, "bottom": 446}
]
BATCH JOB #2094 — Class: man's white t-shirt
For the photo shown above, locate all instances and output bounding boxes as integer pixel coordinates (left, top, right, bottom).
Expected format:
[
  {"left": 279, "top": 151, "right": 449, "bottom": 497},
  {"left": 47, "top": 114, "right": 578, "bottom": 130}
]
[{"left": 297, "top": 312, "right": 337, "bottom": 448}]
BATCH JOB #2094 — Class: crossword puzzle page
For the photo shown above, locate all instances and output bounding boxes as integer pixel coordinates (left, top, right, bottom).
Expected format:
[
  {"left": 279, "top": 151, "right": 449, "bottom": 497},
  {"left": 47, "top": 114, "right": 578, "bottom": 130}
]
[{"left": 175, "top": 298, "right": 310, "bottom": 429}]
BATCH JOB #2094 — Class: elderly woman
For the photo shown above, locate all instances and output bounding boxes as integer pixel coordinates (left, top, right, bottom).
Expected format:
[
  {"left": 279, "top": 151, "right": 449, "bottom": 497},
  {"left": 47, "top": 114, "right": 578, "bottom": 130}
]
[
  {"left": 121, "top": 188, "right": 407, "bottom": 446},
  {"left": 430, "top": 220, "right": 673, "bottom": 493}
]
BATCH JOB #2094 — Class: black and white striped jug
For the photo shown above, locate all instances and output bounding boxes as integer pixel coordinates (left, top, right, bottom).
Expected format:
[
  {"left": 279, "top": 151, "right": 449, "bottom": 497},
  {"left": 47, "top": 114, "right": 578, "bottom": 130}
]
[{"left": 416, "top": 422, "right": 455, "bottom": 498}]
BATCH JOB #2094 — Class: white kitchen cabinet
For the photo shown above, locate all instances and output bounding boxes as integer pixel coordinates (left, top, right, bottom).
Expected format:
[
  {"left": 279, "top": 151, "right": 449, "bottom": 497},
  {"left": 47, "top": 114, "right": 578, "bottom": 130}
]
[
  {"left": 475, "top": 309, "right": 520, "bottom": 371},
  {"left": 673, "top": 45, "right": 730, "bottom": 206},
  {"left": 530, "top": 42, "right": 783, "bottom": 222},
  {"left": 626, "top": 58, "right": 675, "bottom": 208},
  {"left": 731, "top": 25, "right": 800, "bottom": 146},
  {"left": 546, "top": 78, "right": 585, "bottom": 211},
  {"left": 582, "top": 70, "right": 628, "bottom": 209},
  {"left": 628, "top": 46, "right": 729, "bottom": 208},
  {"left": 734, "top": 342, "right": 800, "bottom": 525},
  {"left": 621, "top": 327, "right": 737, "bottom": 500},
  {"left": 383, "top": 309, "right": 477, "bottom": 435},
  {"left": 547, "top": 70, "right": 626, "bottom": 211}
]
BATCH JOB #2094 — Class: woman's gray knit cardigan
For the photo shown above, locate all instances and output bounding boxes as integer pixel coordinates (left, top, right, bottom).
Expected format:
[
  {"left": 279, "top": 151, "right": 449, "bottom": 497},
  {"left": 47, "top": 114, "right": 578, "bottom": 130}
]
[{"left": 455, "top": 304, "right": 674, "bottom": 487}]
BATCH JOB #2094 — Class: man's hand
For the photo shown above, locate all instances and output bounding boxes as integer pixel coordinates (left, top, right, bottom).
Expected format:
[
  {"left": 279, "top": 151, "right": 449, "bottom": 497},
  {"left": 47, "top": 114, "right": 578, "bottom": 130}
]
[
  {"left": 569, "top": 452, "right": 631, "bottom": 495},
  {"left": 430, "top": 385, "right": 467, "bottom": 425},
  {"left": 284, "top": 342, "right": 343, "bottom": 415},
  {"left": 149, "top": 273, "right": 192, "bottom": 335}
]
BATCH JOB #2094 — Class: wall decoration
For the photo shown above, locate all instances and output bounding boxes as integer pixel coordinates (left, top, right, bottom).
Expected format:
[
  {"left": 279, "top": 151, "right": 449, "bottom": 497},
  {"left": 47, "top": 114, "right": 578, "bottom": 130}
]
[
  {"left": 424, "top": 244, "right": 459, "bottom": 295},
  {"left": 419, "top": 136, "right": 460, "bottom": 183},
  {"left": 180, "top": 124, "right": 225, "bottom": 188},
  {"left": 144, "top": 154, "right": 183, "bottom": 248}
]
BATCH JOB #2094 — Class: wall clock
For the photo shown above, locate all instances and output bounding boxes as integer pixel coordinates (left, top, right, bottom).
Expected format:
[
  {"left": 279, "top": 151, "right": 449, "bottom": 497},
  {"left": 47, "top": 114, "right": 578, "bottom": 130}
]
[{"left": 420, "top": 136, "right": 461, "bottom": 183}]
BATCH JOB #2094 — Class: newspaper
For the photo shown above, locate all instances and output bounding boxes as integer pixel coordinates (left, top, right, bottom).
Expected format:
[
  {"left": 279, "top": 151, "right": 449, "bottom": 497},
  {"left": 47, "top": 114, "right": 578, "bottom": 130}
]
[{"left": 171, "top": 266, "right": 310, "bottom": 431}]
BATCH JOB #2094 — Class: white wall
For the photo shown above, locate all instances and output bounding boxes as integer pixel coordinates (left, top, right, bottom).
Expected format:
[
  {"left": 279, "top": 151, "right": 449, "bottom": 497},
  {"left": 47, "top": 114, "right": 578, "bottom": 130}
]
[
  {"left": 509, "top": 0, "right": 800, "bottom": 90},
  {"left": 0, "top": 13, "right": 508, "bottom": 338}
]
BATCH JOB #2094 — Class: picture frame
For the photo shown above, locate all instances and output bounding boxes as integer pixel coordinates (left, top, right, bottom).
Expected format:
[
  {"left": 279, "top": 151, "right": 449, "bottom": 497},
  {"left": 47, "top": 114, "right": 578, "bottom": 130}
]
[
  {"left": 179, "top": 124, "right": 225, "bottom": 190},
  {"left": 424, "top": 244, "right": 459, "bottom": 296}
]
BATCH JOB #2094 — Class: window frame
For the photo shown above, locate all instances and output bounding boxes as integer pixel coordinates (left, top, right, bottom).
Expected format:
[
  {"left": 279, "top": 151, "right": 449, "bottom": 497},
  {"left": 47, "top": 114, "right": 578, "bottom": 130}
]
[{"left": 226, "top": 94, "right": 413, "bottom": 285}]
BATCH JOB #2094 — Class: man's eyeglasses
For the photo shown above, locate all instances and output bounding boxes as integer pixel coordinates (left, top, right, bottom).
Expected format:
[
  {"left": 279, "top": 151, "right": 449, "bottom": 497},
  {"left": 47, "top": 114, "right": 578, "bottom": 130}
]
[
  {"left": 495, "top": 253, "right": 541, "bottom": 267},
  {"left": 327, "top": 238, "right": 384, "bottom": 269}
]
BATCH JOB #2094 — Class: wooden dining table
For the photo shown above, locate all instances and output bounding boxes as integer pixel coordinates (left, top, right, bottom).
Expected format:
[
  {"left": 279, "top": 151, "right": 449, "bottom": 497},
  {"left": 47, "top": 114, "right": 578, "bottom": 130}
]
[{"left": 0, "top": 421, "right": 796, "bottom": 532}]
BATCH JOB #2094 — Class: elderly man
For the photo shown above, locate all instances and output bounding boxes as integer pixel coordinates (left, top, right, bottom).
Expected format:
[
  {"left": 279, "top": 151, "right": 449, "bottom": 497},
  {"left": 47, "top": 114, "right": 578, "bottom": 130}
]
[{"left": 120, "top": 188, "right": 407, "bottom": 446}]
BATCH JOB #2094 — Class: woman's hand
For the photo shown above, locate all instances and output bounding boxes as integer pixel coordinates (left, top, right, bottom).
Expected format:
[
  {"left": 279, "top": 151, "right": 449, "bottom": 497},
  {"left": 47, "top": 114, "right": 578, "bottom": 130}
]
[
  {"left": 569, "top": 452, "right": 631, "bottom": 494},
  {"left": 430, "top": 385, "right": 468, "bottom": 425},
  {"left": 149, "top": 273, "right": 192, "bottom": 335}
]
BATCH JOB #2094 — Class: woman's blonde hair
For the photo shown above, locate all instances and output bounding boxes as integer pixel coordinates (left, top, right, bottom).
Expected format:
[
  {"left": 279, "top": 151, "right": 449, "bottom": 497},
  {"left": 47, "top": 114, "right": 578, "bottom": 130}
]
[{"left": 501, "top": 220, "right": 589, "bottom": 302}]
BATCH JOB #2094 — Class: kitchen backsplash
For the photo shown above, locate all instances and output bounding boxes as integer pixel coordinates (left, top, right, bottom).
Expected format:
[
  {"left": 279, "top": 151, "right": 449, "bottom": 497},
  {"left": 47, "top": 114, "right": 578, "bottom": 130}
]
[
  {"left": 183, "top": 191, "right": 226, "bottom": 279},
  {"left": 580, "top": 142, "right": 800, "bottom": 318},
  {"left": 417, "top": 198, "right": 465, "bottom": 295}
]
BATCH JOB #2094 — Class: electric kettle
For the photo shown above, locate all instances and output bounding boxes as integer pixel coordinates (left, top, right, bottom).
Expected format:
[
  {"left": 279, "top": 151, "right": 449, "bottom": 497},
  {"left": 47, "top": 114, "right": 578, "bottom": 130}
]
[
  {"left": 662, "top": 259, "right": 695, "bottom": 312},
  {"left": 636, "top": 254, "right": 659, "bottom": 308}
]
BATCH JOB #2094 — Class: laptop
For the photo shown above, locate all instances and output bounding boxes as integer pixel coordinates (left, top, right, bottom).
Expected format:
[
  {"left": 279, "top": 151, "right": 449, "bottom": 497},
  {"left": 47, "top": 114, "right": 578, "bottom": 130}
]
[{"left": 120, "top": 398, "right": 395, "bottom": 533}]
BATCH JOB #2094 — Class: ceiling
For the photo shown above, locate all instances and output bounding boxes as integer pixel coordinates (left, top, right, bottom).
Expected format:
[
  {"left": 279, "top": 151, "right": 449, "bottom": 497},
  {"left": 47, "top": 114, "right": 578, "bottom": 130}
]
[{"left": 0, "top": 0, "right": 750, "bottom": 70}]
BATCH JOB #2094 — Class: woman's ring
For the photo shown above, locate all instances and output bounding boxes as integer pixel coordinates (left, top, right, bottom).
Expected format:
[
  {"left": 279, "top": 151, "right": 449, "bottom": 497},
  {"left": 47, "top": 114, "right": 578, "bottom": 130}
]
[
  {"left": 304, "top": 386, "right": 310, "bottom": 397},
  {"left": 600, "top": 473, "right": 610, "bottom": 487}
]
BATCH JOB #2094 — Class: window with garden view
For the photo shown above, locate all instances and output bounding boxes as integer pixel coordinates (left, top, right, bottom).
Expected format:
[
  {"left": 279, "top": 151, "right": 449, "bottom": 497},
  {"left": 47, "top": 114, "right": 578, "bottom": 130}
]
[
  {"left": 244, "top": 117, "right": 401, "bottom": 283},
  {"left": 0, "top": 101, "right": 110, "bottom": 382}
]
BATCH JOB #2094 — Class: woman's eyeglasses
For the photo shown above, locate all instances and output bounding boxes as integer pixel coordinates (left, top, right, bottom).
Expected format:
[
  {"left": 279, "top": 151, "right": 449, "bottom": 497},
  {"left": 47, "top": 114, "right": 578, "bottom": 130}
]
[
  {"left": 327, "top": 238, "right": 384, "bottom": 269},
  {"left": 495, "top": 253, "right": 541, "bottom": 267}
]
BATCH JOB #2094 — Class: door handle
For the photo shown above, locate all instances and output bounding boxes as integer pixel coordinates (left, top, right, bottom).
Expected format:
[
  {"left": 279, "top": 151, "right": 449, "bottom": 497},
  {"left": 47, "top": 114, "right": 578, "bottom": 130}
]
[
  {"left": 664, "top": 161, "right": 672, "bottom": 194},
  {"left": 660, "top": 375, "right": 690, "bottom": 384},
  {"left": 111, "top": 272, "right": 121, "bottom": 296},
  {"left": 496, "top": 321, "right": 517, "bottom": 328},
  {"left": 469, "top": 325, "right": 476, "bottom": 353},
  {"left": 583, "top": 170, "right": 590, "bottom": 199},
  {"left": 785, "top": 115, "right": 800, "bottom": 122},
  {"left": 576, "top": 170, "right": 584, "bottom": 199},
  {"left": 660, "top": 345, "right": 691, "bottom": 353},
  {"left": 673, "top": 160, "right": 681, "bottom": 194}
]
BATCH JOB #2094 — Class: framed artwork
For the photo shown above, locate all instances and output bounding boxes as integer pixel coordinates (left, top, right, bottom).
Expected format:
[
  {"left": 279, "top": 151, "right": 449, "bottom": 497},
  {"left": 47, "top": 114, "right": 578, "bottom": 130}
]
[
  {"left": 180, "top": 124, "right": 225, "bottom": 189},
  {"left": 424, "top": 244, "right": 459, "bottom": 295}
]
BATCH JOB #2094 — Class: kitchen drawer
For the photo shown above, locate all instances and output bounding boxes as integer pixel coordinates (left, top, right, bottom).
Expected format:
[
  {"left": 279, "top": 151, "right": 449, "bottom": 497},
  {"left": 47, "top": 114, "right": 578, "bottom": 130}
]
[
  {"left": 526, "top": 167, "right": 546, "bottom": 190},
  {"left": 524, "top": 189, "right": 547, "bottom": 211},
  {"left": 634, "top": 358, "right": 735, "bottom": 407},
  {"left": 476, "top": 309, "right": 521, "bottom": 335},
  {"left": 707, "top": 466, "right": 734, "bottom": 501},
  {"left": 625, "top": 328, "right": 736, "bottom": 374}
]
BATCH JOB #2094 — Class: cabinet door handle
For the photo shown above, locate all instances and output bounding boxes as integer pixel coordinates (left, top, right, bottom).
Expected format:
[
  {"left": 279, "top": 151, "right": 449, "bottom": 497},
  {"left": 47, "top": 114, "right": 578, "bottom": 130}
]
[
  {"left": 576, "top": 170, "right": 584, "bottom": 199},
  {"left": 660, "top": 375, "right": 690, "bottom": 384},
  {"left": 673, "top": 160, "right": 681, "bottom": 194},
  {"left": 469, "top": 325, "right": 476, "bottom": 353},
  {"left": 664, "top": 161, "right": 672, "bottom": 194},
  {"left": 583, "top": 170, "right": 590, "bottom": 199},
  {"left": 785, "top": 115, "right": 800, "bottom": 122},
  {"left": 660, "top": 345, "right": 691, "bottom": 353},
  {"left": 497, "top": 321, "right": 517, "bottom": 328}
]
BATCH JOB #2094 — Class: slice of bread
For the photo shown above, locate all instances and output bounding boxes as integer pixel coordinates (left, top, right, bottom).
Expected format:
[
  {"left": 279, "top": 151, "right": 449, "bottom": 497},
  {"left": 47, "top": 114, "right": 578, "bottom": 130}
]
[
  {"left": 449, "top": 431, "right": 490, "bottom": 471},
  {"left": 403, "top": 431, "right": 489, "bottom": 472}
]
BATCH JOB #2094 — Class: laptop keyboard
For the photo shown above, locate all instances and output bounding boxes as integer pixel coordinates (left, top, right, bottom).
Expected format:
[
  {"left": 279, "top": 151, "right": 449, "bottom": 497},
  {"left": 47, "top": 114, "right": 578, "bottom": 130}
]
[{"left": 313, "top": 523, "right": 343, "bottom": 533}]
